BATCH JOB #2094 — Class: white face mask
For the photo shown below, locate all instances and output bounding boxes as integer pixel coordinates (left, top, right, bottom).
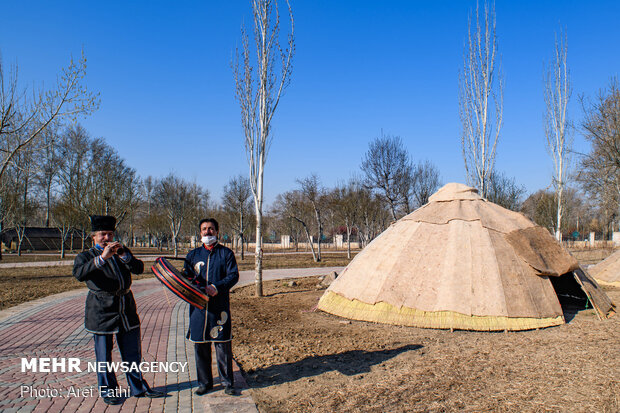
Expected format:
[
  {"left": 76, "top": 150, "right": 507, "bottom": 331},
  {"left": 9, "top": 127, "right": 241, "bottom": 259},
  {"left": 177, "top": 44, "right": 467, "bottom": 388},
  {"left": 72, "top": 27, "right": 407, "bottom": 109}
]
[{"left": 201, "top": 235, "right": 217, "bottom": 246}]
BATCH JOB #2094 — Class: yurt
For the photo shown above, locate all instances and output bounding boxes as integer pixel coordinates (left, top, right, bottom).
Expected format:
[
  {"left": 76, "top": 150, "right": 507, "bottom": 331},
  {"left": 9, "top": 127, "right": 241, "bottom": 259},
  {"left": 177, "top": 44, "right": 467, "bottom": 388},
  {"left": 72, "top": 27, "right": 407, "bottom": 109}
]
[
  {"left": 318, "top": 183, "right": 615, "bottom": 331},
  {"left": 589, "top": 250, "right": 620, "bottom": 287}
]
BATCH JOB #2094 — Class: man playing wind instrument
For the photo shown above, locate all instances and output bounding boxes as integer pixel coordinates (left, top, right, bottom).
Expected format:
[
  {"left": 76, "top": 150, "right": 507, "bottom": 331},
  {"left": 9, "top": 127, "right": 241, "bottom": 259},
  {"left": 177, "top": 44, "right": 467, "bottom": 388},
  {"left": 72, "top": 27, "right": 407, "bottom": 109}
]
[{"left": 73, "top": 215, "right": 165, "bottom": 405}]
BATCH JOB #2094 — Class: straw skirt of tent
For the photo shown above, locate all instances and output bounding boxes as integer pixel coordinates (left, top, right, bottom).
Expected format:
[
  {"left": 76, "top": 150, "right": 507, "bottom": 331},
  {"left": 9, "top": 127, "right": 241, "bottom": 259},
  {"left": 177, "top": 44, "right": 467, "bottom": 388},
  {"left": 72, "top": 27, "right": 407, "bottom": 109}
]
[
  {"left": 589, "top": 250, "right": 620, "bottom": 287},
  {"left": 318, "top": 183, "right": 615, "bottom": 331}
]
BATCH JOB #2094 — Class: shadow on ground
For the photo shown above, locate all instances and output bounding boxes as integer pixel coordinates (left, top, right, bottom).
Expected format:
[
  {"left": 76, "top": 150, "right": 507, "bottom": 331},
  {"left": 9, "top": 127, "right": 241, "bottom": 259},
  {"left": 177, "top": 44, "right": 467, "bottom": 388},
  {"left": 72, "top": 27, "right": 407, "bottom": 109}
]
[{"left": 244, "top": 344, "right": 422, "bottom": 388}]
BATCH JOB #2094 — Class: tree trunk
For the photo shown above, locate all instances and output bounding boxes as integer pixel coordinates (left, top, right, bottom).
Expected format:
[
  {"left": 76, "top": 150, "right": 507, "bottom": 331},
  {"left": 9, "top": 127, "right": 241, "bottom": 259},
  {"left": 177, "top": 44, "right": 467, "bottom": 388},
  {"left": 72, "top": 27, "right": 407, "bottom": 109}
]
[
  {"left": 346, "top": 223, "right": 352, "bottom": 260},
  {"left": 240, "top": 212, "right": 245, "bottom": 260},
  {"left": 254, "top": 161, "right": 265, "bottom": 297},
  {"left": 555, "top": 184, "right": 563, "bottom": 241},
  {"left": 315, "top": 209, "right": 322, "bottom": 262},
  {"left": 60, "top": 229, "right": 66, "bottom": 259},
  {"left": 255, "top": 212, "right": 263, "bottom": 297},
  {"left": 17, "top": 226, "right": 25, "bottom": 256},
  {"left": 293, "top": 217, "right": 317, "bottom": 261},
  {"left": 304, "top": 227, "right": 318, "bottom": 261},
  {"left": 0, "top": 215, "right": 3, "bottom": 261},
  {"left": 45, "top": 182, "right": 52, "bottom": 227},
  {"left": 388, "top": 201, "right": 397, "bottom": 221}
]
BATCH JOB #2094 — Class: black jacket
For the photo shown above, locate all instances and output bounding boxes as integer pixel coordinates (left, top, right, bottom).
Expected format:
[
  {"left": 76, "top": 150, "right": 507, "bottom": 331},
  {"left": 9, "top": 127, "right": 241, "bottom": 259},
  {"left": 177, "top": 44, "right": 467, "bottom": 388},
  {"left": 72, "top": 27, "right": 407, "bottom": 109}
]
[{"left": 73, "top": 247, "right": 144, "bottom": 334}]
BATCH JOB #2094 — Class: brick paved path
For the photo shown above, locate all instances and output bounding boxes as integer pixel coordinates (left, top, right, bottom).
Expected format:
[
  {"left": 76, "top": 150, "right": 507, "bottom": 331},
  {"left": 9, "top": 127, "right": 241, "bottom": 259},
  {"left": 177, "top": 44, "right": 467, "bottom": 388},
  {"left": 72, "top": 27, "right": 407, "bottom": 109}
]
[
  {"left": 0, "top": 280, "right": 256, "bottom": 412},
  {"left": 0, "top": 266, "right": 343, "bottom": 412}
]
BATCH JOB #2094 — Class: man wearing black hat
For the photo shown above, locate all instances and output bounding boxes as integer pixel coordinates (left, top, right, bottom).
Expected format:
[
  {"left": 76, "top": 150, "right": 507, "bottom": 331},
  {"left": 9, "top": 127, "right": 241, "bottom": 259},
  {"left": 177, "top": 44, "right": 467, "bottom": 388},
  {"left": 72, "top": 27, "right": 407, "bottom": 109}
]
[{"left": 73, "top": 215, "right": 164, "bottom": 405}]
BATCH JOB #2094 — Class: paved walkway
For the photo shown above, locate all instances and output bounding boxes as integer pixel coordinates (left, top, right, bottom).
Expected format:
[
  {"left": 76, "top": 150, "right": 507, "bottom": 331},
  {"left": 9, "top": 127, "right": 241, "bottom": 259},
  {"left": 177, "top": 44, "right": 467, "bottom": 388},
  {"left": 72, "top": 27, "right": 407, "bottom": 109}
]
[{"left": 0, "top": 266, "right": 343, "bottom": 412}]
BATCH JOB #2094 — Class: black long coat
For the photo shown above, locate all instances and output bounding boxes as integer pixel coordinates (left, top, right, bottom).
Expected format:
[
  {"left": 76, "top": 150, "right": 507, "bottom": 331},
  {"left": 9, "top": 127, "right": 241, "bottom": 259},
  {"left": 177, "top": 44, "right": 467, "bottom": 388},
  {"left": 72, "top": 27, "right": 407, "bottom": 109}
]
[
  {"left": 73, "top": 247, "right": 144, "bottom": 334},
  {"left": 184, "top": 243, "right": 239, "bottom": 342}
]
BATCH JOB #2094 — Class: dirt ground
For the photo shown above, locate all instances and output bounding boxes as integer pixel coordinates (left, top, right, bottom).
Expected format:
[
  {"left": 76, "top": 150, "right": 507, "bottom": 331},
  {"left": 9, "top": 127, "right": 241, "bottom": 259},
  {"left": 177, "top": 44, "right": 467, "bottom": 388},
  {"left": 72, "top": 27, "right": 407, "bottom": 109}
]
[
  {"left": 231, "top": 278, "right": 619, "bottom": 413},
  {"left": 2, "top": 247, "right": 618, "bottom": 411}
]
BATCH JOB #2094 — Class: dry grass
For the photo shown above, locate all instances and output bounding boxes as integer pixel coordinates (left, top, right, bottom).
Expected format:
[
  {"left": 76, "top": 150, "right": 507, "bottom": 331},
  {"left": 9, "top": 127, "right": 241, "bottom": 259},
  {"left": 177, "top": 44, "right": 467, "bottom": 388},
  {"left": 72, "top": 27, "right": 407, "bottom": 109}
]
[
  {"left": 1, "top": 245, "right": 617, "bottom": 411},
  {"left": 235, "top": 252, "right": 356, "bottom": 271},
  {"left": 0, "top": 253, "right": 77, "bottom": 263},
  {"left": 232, "top": 277, "right": 620, "bottom": 413},
  {"left": 569, "top": 247, "right": 616, "bottom": 266},
  {"left": 0, "top": 247, "right": 175, "bottom": 263},
  {"left": 0, "top": 261, "right": 157, "bottom": 310}
]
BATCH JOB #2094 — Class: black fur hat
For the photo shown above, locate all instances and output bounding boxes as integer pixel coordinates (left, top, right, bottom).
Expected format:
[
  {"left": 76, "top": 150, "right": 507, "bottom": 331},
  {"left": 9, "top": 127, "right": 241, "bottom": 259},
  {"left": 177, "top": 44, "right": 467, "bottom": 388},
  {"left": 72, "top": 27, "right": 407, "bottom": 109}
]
[{"left": 90, "top": 215, "right": 116, "bottom": 232}]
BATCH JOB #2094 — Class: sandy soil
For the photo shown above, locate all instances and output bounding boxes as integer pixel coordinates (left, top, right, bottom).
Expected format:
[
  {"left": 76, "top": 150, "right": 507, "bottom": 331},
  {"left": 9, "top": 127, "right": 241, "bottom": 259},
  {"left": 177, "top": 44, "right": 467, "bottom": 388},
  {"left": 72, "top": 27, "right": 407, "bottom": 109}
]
[{"left": 231, "top": 278, "right": 619, "bottom": 413}]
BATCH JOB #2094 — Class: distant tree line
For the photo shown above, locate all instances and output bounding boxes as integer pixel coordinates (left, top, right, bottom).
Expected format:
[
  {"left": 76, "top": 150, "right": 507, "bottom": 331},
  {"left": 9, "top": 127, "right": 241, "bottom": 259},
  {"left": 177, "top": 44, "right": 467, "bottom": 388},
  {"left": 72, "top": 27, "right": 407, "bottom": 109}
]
[{"left": 3, "top": 80, "right": 620, "bottom": 260}]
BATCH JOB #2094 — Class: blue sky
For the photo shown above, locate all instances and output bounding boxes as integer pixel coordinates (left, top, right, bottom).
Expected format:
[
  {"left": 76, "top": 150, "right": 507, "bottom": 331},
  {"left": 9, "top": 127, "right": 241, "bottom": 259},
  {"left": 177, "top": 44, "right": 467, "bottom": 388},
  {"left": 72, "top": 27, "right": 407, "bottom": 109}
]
[{"left": 2, "top": 1, "right": 619, "bottom": 205}]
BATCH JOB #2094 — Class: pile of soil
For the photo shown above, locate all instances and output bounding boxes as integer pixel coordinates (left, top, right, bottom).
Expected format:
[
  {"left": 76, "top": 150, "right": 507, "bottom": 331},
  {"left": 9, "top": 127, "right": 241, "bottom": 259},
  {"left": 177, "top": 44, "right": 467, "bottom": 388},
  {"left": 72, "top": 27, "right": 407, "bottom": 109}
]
[{"left": 231, "top": 277, "right": 619, "bottom": 412}]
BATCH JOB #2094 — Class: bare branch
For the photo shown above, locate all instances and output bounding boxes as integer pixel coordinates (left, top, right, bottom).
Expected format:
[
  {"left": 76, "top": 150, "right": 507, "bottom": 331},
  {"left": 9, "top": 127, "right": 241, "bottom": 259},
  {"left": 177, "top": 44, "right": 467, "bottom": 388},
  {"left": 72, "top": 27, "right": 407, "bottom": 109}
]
[
  {"left": 233, "top": 0, "right": 294, "bottom": 296},
  {"left": 459, "top": 1, "right": 503, "bottom": 198},
  {"left": 544, "top": 29, "right": 572, "bottom": 240}
]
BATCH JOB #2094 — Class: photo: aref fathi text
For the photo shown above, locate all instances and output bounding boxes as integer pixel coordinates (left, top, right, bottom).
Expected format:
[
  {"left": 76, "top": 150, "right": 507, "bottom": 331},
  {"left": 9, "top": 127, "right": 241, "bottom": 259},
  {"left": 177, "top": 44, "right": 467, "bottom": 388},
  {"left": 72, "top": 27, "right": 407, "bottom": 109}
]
[{"left": 20, "top": 384, "right": 126, "bottom": 398}]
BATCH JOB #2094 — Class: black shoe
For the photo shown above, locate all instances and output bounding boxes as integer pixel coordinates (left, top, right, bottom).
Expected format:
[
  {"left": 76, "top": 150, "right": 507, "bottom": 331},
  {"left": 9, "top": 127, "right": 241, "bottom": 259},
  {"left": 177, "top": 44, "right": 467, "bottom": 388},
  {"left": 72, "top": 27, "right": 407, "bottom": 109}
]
[
  {"left": 224, "top": 386, "right": 238, "bottom": 396},
  {"left": 103, "top": 396, "right": 123, "bottom": 405},
  {"left": 135, "top": 389, "right": 166, "bottom": 398},
  {"left": 195, "top": 385, "right": 213, "bottom": 396}
]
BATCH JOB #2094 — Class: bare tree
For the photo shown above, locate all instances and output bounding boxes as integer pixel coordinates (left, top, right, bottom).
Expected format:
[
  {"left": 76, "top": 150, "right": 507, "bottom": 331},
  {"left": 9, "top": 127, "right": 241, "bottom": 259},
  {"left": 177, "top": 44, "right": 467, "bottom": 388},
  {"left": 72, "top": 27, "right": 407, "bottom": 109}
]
[
  {"left": 578, "top": 79, "right": 620, "bottom": 232},
  {"left": 154, "top": 174, "right": 197, "bottom": 257},
  {"left": 411, "top": 160, "right": 441, "bottom": 209},
  {"left": 521, "top": 190, "right": 557, "bottom": 233},
  {"left": 297, "top": 174, "right": 325, "bottom": 262},
  {"left": 397, "top": 164, "right": 415, "bottom": 215},
  {"left": 85, "top": 138, "right": 140, "bottom": 224},
  {"left": 356, "top": 188, "right": 390, "bottom": 248},
  {"left": 35, "top": 122, "right": 62, "bottom": 227},
  {"left": 51, "top": 197, "right": 80, "bottom": 258},
  {"left": 544, "top": 30, "right": 572, "bottom": 240},
  {"left": 222, "top": 175, "right": 253, "bottom": 260},
  {"left": 0, "top": 51, "right": 98, "bottom": 259},
  {"left": 0, "top": 51, "right": 99, "bottom": 181},
  {"left": 486, "top": 170, "right": 526, "bottom": 211},
  {"left": 459, "top": 0, "right": 503, "bottom": 198},
  {"left": 54, "top": 125, "right": 140, "bottom": 246},
  {"left": 1, "top": 146, "right": 39, "bottom": 255},
  {"left": 272, "top": 190, "right": 319, "bottom": 261},
  {"left": 329, "top": 180, "right": 359, "bottom": 259},
  {"left": 361, "top": 134, "right": 411, "bottom": 220},
  {"left": 521, "top": 187, "right": 583, "bottom": 237},
  {"left": 55, "top": 124, "right": 91, "bottom": 250},
  {"left": 233, "top": 0, "right": 294, "bottom": 296},
  {"left": 12, "top": 146, "right": 38, "bottom": 255},
  {"left": 139, "top": 176, "right": 157, "bottom": 247},
  {"left": 271, "top": 204, "right": 303, "bottom": 252}
]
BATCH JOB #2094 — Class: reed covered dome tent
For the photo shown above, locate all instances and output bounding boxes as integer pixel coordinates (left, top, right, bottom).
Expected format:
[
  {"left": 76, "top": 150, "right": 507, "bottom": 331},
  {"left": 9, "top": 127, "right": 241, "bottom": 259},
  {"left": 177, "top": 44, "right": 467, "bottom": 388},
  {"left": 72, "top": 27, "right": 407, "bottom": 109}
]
[
  {"left": 318, "top": 183, "right": 615, "bottom": 331},
  {"left": 589, "top": 250, "right": 620, "bottom": 287}
]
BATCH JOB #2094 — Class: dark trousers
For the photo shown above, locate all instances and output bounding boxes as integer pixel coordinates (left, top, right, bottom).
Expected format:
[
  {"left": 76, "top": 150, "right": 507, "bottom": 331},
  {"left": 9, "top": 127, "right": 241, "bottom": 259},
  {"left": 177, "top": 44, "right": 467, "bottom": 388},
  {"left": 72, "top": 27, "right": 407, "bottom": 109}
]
[
  {"left": 93, "top": 327, "right": 150, "bottom": 397},
  {"left": 194, "top": 341, "right": 234, "bottom": 388}
]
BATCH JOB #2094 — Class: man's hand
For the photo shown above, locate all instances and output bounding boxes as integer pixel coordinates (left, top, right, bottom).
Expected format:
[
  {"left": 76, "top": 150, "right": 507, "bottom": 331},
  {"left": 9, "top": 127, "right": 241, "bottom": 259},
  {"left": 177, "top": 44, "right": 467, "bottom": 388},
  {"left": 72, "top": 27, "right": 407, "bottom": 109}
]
[
  {"left": 205, "top": 285, "right": 218, "bottom": 297},
  {"left": 101, "top": 242, "right": 123, "bottom": 260}
]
